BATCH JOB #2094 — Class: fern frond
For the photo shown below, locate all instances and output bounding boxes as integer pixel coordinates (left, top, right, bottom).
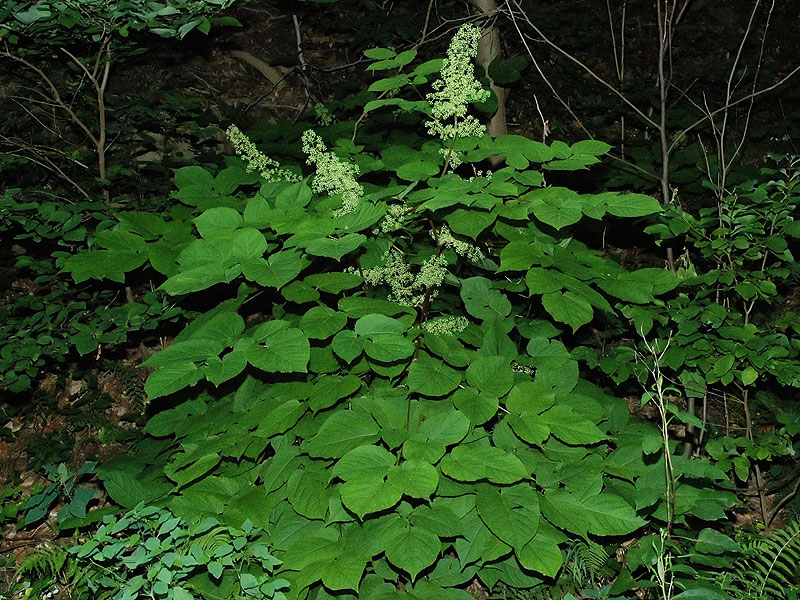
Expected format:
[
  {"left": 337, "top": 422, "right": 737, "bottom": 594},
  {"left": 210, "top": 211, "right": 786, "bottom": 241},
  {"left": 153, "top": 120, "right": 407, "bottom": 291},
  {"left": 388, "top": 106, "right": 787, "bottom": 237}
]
[
  {"left": 16, "top": 544, "right": 67, "bottom": 580},
  {"left": 15, "top": 543, "right": 99, "bottom": 600},
  {"left": 730, "top": 520, "right": 800, "bottom": 600},
  {"left": 578, "top": 539, "right": 610, "bottom": 578},
  {"left": 193, "top": 525, "right": 231, "bottom": 553}
]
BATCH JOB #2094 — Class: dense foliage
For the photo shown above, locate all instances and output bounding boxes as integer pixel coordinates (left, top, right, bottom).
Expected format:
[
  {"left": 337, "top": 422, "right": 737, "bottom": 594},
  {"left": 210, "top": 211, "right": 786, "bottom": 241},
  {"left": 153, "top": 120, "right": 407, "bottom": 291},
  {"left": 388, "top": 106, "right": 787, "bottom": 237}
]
[{"left": 2, "top": 2, "right": 800, "bottom": 600}]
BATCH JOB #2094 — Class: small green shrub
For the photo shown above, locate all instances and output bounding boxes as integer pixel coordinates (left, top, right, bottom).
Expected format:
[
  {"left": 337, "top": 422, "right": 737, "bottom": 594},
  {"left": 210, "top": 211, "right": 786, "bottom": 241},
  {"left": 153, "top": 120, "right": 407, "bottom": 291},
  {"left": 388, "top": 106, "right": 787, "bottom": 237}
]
[
  {"left": 62, "top": 26, "right": 741, "bottom": 599},
  {"left": 11, "top": 506, "right": 286, "bottom": 600}
]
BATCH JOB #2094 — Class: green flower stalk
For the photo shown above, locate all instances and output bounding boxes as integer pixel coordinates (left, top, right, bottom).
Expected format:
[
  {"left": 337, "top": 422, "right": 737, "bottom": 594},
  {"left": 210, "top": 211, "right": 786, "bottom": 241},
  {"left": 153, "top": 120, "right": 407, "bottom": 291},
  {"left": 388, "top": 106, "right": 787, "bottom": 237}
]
[
  {"left": 426, "top": 24, "right": 490, "bottom": 170},
  {"left": 226, "top": 125, "right": 299, "bottom": 182},
  {"left": 301, "top": 130, "right": 363, "bottom": 216}
]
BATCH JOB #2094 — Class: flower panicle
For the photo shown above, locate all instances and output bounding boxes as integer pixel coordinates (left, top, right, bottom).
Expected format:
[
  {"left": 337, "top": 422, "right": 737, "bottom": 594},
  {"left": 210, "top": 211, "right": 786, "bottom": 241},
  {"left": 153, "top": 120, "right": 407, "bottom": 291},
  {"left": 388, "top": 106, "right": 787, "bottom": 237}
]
[
  {"left": 301, "top": 130, "right": 363, "bottom": 217},
  {"left": 425, "top": 24, "right": 490, "bottom": 169},
  {"left": 226, "top": 125, "right": 299, "bottom": 183}
]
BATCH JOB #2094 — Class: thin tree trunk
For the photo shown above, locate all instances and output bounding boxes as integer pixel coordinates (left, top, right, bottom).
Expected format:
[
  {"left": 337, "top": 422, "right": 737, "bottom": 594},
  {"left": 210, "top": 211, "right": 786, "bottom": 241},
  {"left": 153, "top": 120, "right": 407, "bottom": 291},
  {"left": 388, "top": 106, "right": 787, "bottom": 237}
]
[{"left": 470, "top": 0, "right": 508, "bottom": 142}]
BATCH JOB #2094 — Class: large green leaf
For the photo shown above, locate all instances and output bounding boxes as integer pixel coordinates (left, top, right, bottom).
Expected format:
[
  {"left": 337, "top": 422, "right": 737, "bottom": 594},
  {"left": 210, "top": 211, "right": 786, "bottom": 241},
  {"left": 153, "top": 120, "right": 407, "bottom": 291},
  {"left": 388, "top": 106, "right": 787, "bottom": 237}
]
[
  {"left": 570, "top": 139, "right": 612, "bottom": 156},
  {"left": 160, "top": 262, "right": 229, "bottom": 295},
  {"left": 540, "top": 491, "right": 646, "bottom": 537},
  {"left": 231, "top": 227, "right": 267, "bottom": 261},
  {"left": 276, "top": 181, "right": 313, "bottom": 208},
  {"left": 143, "top": 339, "right": 224, "bottom": 368},
  {"left": 302, "top": 411, "right": 381, "bottom": 458},
  {"left": 384, "top": 526, "right": 441, "bottom": 580},
  {"left": 388, "top": 460, "right": 439, "bottom": 499},
  {"left": 446, "top": 208, "right": 496, "bottom": 239},
  {"left": 165, "top": 453, "right": 220, "bottom": 488},
  {"left": 498, "top": 241, "right": 541, "bottom": 272},
  {"left": 407, "top": 352, "right": 462, "bottom": 397},
  {"left": 241, "top": 250, "right": 303, "bottom": 289},
  {"left": 455, "top": 510, "right": 511, "bottom": 568},
  {"left": 333, "top": 445, "right": 394, "bottom": 483},
  {"left": 356, "top": 314, "right": 414, "bottom": 362},
  {"left": 466, "top": 356, "right": 513, "bottom": 397},
  {"left": 476, "top": 484, "right": 540, "bottom": 551},
  {"left": 540, "top": 291, "right": 593, "bottom": 332},
  {"left": 415, "top": 409, "right": 471, "bottom": 447},
  {"left": 516, "top": 520, "right": 566, "bottom": 577},
  {"left": 525, "top": 187, "right": 582, "bottom": 229},
  {"left": 339, "top": 478, "right": 402, "bottom": 519},
  {"left": 246, "top": 321, "right": 309, "bottom": 373},
  {"left": 299, "top": 306, "right": 348, "bottom": 339},
  {"left": 309, "top": 374, "right": 361, "bottom": 412},
  {"left": 305, "top": 272, "right": 364, "bottom": 293},
  {"left": 287, "top": 468, "right": 331, "bottom": 520},
  {"left": 204, "top": 346, "right": 248, "bottom": 386},
  {"left": 320, "top": 557, "right": 367, "bottom": 593},
  {"left": 603, "top": 192, "right": 662, "bottom": 217},
  {"left": 145, "top": 363, "right": 202, "bottom": 399},
  {"left": 694, "top": 528, "right": 740, "bottom": 555},
  {"left": 453, "top": 388, "right": 498, "bottom": 426},
  {"left": 460, "top": 277, "right": 511, "bottom": 321},
  {"left": 194, "top": 206, "right": 243, "bottom": 238},
  {"left": 305, "top": 234, "right": 366, "bottom": 260},
  {"left": 354, "top": 313, "right": 407, "bottom": 336},
  {"left": 363, "top": 335, "right": 415, "bottom": 363},
  {"left": 540, "top": 405, "right": 607, "bottom": 445},
  {"left": 440, "top": 445, "right": 529, "bottom": 484},
  {"left": 493, "top": 135, "right": 555, "bottom": 164},
  {"left": 410, "top": 503, "right": 464, "bottom": 538},
  {"left": 332, "top": 330, "right": 364, "bottom": 363}
]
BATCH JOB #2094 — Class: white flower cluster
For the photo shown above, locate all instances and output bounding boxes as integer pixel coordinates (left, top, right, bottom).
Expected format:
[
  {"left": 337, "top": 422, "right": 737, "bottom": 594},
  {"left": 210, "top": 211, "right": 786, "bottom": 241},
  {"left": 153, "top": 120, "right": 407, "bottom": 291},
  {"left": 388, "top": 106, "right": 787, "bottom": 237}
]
[
  {"left": 435, "top": 225, "right": 484, "bottom": 262},
  {"left": 376, "top": 201, "right": 410, "bottom": 233},
  {"left": 301, "top": 130, "right": 363, "bottom": 216},
  {"left": 426, "top": 24, "right": 490, "bottom": 168},
  {"left": 512, "top": 362, "right": 536, "bottom": 376},
  {"left": 226, "top": 125, "right": 300, "bottom": 182},
  {"left": 421, "top": 315, "right": 469, "bottom": 336},
  {"left": 314, "top": 104, "right": 333, "bottom": 126},
  {"left": 361, "top": 249, "right": 448, "bottom": 307}
]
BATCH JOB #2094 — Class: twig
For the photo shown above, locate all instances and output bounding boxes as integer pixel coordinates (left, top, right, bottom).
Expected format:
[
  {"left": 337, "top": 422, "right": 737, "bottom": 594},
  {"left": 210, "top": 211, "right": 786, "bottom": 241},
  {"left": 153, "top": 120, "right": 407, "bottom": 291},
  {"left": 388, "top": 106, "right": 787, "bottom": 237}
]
[
  {"left": 504, "top": 7, "right": 593, "bottom": 140},
  {"left": 61, "top": 37, "right": 112, "bottom": 201},
  {"left": 668, "top": 64, "right": 800, "bottom": 156},
  {"left": 0, "top": 50, "right": 97, "bottom": 145},
  {"left": 508, "top": 0, "right": 659, "bottom": 130},
  {"left": 421, "top": 0, "right": 436, "bottom": 42},
  {"left": 292, "top": 13, "right": 312, "bottom": 122},
  {"left": 532, "top": 94, "right": 549, "bottom": 142},
  {"left": 767, "top": 476, "right": 800, "bottom": 528}
]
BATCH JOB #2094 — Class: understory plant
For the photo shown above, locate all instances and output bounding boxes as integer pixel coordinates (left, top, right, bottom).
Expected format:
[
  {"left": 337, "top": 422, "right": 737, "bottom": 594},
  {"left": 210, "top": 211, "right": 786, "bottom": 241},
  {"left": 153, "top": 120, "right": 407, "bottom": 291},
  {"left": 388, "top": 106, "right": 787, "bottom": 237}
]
[
  {"left": 10, "top": 506, "right": 286, "bottom": 600},
  {"left": 593, "top": 154, "right": 800, "bottom": 530},
  {"left": 61, "top": 24, "right": 741, "bottom": 599},
  {"left": 0, "top": 0, "right": 245, "bottom": 393}
]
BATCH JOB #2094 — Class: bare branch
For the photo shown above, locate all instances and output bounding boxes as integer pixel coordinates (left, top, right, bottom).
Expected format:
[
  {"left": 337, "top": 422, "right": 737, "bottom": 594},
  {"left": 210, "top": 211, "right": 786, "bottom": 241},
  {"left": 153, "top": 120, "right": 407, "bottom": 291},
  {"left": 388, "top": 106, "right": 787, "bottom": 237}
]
[
  {"left": 0, "top": 50, "right": 97, "bottom": 145},
  {"left": 669, "top": 62, "right": 800, "bottom": 156},
  {"left": 507, "top": 0, "right": 659, "bottom": 130}
]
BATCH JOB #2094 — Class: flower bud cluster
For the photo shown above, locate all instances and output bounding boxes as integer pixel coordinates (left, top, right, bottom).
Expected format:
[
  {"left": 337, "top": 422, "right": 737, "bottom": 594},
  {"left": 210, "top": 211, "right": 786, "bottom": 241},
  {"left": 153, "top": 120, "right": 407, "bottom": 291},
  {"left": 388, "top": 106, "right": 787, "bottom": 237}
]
[
  {"left": 512, "top": 362, "right": 536, "bottom": 376},
  {"left": 314, "top": 104, "right": 334, "bottom": 126},
  {"left": 301, "top": 130, "right": 363, "bottom": 216},
  {"left": 435, "top": 225, "right": 484, "bottom": 262},
  {"left": 226, "top": 125, "right": 300, "bottom": 182},
  {"left": 376, "top": 201, "right": 410, "bottom": 233},
  {"left": 421, "top": 315, "right": 469, "bottom": 336}
]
